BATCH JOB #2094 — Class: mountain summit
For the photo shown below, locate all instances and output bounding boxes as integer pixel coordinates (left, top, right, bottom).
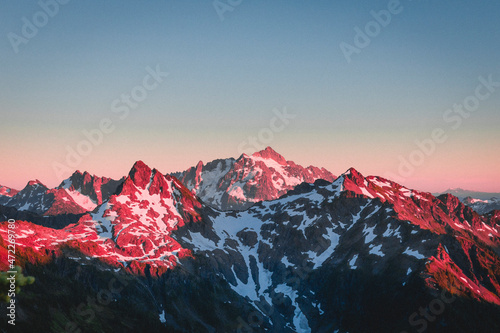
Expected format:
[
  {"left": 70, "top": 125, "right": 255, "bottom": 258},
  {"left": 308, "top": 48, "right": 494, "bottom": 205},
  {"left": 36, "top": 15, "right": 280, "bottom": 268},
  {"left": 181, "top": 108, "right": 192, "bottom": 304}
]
[
  {"left": 172, "top": 147, "right": 335, "bottom": 210},
  {"left": 250, "top": 146, "right": 288, "bottom": 164},
  {"left": 58, "top": 170, "right": 123, "bottom": 212}
]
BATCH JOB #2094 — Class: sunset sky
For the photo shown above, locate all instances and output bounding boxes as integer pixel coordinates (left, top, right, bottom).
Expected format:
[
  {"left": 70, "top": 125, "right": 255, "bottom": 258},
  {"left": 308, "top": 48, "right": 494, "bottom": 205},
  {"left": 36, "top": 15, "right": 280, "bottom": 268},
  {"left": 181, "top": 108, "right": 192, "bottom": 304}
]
[{"left": 1, "top": 1, "right": 499, "bottom": 193}]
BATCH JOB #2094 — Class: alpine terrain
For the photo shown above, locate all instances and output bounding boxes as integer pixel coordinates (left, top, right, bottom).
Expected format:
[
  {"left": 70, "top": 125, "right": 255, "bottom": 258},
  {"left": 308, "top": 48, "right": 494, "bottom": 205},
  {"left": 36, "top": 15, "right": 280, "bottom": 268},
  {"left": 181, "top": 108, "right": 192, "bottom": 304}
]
[
  {"left": 171, "top": 147, "right": 335, "bottom": 210},
  {"left": 0, "top": 148, "right": 499, "bottom": 333}
]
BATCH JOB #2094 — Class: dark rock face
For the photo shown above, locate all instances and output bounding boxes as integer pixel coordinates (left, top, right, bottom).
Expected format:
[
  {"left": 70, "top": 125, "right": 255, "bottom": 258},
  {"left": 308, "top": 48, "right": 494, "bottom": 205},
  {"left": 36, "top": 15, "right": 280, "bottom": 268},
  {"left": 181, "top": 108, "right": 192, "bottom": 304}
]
[{"left": 0, "top": 204, "right": 83, "bottom": 229}]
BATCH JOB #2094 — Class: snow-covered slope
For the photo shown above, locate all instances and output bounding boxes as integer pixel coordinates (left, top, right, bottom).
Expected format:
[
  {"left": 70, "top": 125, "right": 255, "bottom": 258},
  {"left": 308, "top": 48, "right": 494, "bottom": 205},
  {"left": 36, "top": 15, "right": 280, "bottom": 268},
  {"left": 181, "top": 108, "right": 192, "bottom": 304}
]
[
  {"left": 0, "top": 161, "right": 203, "bottom": 276},
  {"left": 0, "top": 180, "right": 85, "bottom": 215},
  {"left": 462, "top": 196, "right": 500, "bottom": 215},
  {"left": 174, "top": 167, "right": 500, "bottom": 330},
  {"left": 172, "top": 147, "right": 335, "bottom": 210},
  {"left": 0, "top": 172, "right": 123, "bottom": 216},
  {"left": 58, "top": 170, "right": 123, "bottom": 210}
]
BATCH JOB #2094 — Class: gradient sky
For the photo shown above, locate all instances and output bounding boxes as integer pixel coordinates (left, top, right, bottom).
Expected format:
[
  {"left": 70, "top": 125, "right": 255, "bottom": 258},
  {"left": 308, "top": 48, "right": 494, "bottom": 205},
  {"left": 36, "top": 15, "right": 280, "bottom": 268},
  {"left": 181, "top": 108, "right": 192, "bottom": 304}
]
[{"left": 1, "top": 0, "right": 499, "bottom": 193}]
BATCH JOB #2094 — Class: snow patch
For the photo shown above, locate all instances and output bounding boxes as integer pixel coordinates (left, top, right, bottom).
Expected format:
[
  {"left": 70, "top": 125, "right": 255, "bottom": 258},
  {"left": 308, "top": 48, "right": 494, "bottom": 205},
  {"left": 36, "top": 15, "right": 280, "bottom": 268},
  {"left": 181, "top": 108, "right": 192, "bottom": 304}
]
[
  {"left": 360, "top": 186, "right": 375, "bottom": 199},
  {"left": 349, "top": 254, "right": 358, "bottom": 269},
  {"left": 403, "top": 248, "right": 426, "bottom": 260},
  {"left": 65, "top": 189, "right": 98, "bottom": 211},
  {"left": 275, "top": 284, "right": 311, "bottom": 333},
  {"left": 308, "top": 227, "right": 340, "bottom": 269},
  {"left": 159, "top": 310, "right": 166, "bottom": 324},
  {"left": 369, "top": 244, "right": 384, "bottom": 257},
  {"left": 362, "top": 224, "right": 377, "bottom": 244}
]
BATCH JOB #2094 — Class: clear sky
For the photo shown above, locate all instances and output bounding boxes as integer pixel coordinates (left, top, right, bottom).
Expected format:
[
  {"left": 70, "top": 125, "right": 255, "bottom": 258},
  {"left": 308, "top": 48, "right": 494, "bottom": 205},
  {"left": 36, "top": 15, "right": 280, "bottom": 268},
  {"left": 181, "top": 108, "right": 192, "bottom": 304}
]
[{"left": 1, "top": 0, "right": 499, "bottom": 193}]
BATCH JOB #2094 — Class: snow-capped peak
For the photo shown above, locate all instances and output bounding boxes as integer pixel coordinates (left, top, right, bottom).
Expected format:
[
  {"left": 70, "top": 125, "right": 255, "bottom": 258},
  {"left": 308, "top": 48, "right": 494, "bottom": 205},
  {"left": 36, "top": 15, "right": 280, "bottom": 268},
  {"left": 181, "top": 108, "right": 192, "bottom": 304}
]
[
  {"left": 342, "top": 167, "right": 364, "bottom": 180},
  {"left": 172, "top": 147, "right": 335, "bottom": 210},
  {"left": 250, "top": 146, "right": 287, "bottom": 165}
]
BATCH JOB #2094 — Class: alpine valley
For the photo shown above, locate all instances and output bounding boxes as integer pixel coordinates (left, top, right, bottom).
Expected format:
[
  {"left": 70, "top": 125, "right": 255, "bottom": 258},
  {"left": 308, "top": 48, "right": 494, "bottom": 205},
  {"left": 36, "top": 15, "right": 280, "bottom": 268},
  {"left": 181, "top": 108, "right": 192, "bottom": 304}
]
[{"left": 1, "top": 147, "right": 500, "bottom": 333}]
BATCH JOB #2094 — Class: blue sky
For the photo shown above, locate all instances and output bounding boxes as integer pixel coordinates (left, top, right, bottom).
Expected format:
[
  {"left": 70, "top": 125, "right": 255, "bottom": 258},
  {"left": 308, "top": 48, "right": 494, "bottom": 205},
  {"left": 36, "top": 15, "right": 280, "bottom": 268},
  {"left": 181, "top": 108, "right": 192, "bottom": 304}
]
[{"left": 1, "top": 0, "right": 499, "bottom": 192}]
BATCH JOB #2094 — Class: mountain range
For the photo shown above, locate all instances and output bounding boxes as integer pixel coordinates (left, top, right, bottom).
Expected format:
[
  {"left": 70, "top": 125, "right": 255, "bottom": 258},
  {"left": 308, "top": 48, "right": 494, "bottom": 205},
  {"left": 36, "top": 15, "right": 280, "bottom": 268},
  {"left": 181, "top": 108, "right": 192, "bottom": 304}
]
[
  {"left": 0, "top": 148, "right": 499, "bottom": 332},
  {"left": 436, "top": 188, "right": 500, "bottom": 215},
  {"left": 0, "top": 172, "right": 123, "bottom": 216},
  {"left": 437, "top": 188, "right": 500, "bottom": 201}
]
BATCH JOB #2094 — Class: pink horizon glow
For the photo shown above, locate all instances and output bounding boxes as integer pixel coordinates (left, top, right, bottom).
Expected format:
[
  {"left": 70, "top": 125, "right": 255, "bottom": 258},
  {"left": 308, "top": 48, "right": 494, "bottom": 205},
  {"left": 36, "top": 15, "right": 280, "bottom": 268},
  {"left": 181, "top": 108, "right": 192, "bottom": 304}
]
[{"left": 2, "top": 142, "right": 499, "bottom": 194}]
